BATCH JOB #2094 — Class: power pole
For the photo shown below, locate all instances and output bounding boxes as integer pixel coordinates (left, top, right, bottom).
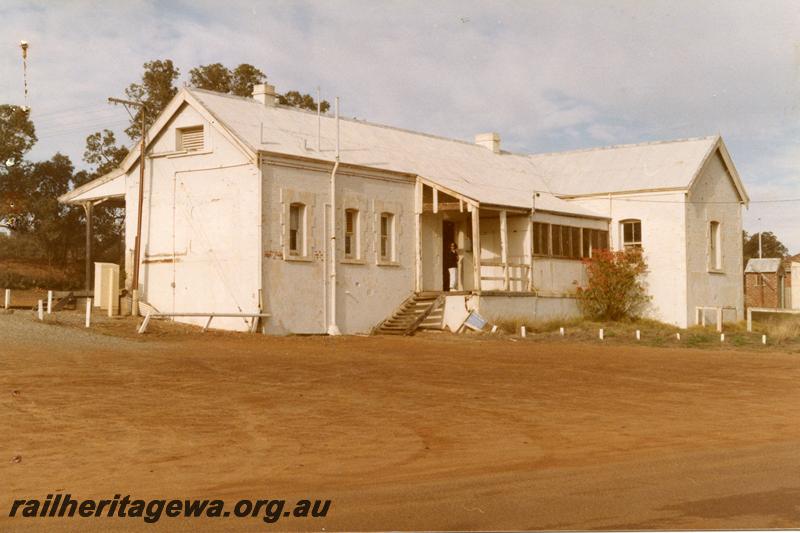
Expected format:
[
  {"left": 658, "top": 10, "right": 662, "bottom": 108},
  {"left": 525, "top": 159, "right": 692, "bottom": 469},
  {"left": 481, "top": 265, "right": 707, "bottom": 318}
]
[{"left": 108, "top": 97, "right": 147, "bottom": 316}]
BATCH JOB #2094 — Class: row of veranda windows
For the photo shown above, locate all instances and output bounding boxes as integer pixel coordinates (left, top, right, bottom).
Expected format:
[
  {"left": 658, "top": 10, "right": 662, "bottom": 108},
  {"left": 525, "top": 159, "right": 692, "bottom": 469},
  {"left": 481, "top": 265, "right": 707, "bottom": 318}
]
[
  {"left": 533, "top": 222, "right": 610, "bottom": 259},
  {"left": 289, "top": 204, "right": 395, "bottom": 261}
]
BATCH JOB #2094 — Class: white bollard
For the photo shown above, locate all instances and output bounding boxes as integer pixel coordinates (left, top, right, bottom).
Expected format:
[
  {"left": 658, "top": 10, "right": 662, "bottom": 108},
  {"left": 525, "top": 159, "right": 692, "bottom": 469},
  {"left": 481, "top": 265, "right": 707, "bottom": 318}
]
[
  {"left": 85, "top": 298, "right": 91, "bottom": 328},
  {"left": 720, "top": 333, "right": 725, "bottom": 342},
  {"left": 676, "top": 332, "right": 681, "bottom": 340},
  {"left": 520, "top": 326, "right": 526, "bottom": 338},
  {"left": 4, "top": 288, "right": 10, "bottom": 309},
  {"left": 491, "top": 325, "right": 498, "bottom": 333},
  {"left": 47, "top": 290, "right": 53, "bottom": 314},
  {"left": 635, "top": 329, "right": 641, "bottom": 341},
  {"left": 37, "top": 300, "right": 43, "bottom": 321},
  {"left": 762, "top": 334, "right": 767, "bottom": 345},
  {"left": 559, "top": 327, "right": 565, "bottom": 336},
  {"left": 599, "top": 328, "right": 604, "bottom": 340}
]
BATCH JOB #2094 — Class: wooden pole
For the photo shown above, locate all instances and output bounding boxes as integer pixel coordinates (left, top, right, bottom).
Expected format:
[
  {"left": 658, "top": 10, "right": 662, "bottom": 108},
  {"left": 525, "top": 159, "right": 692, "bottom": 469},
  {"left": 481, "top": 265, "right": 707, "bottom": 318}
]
[
  {"left": 471, "top": 205, "right": 481, "bottom": 292},
  {"left": 83, "top": 202, "right": 93, "bottom": 292}
]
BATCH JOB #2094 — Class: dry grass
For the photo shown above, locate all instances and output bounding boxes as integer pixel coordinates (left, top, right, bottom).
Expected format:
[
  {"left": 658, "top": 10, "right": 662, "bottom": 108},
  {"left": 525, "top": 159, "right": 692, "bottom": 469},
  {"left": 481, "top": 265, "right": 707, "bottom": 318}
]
[{"left": 481, "top": 312, "right": 800, "bottom": 352}]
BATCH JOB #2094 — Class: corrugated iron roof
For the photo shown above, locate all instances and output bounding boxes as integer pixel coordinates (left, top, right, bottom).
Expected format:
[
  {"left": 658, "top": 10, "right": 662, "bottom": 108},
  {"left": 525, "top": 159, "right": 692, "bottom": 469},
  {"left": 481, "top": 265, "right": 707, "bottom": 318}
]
[
  {"left": 745, "top": 258, "right": 783, "bottom": 273},
  {"left": 189, "top": 88, "right": 725, "bottom": 217}
]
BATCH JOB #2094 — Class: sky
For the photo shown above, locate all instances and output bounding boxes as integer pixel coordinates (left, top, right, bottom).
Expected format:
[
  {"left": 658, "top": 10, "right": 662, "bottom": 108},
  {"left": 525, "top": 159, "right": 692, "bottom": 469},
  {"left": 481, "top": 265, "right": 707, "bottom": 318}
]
[{"left": 1, "top": 0, "right": 799, "bottom": 252}]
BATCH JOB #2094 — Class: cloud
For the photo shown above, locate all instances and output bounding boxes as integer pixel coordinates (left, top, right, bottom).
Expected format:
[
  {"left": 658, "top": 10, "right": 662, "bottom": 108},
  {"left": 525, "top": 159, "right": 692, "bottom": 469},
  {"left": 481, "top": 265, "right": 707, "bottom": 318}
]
[{"left": 1, "top": 0, "right": 798, "bottom": 250}]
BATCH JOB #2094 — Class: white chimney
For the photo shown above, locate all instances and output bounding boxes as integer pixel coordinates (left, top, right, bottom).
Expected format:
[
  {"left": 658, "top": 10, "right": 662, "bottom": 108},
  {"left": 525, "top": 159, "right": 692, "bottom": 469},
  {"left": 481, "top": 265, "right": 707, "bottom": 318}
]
[
  {"left": 252, "top": 83, "right": 277, "bottom": 106},
  {"left": 475, "top": 132, "right": 501, "bottom": 153}
]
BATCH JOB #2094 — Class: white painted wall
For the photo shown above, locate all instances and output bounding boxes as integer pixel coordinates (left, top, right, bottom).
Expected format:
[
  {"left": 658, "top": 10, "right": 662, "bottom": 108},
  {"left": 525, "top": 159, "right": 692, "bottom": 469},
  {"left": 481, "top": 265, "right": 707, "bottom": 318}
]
[
  {"left": 261, "top": 160, "right": 416, "bottom": 334},
  {"left": 792, "top": 262, "right": 800, "bottom": 310},
  {"left": 126, "top": 103, "right": 261, "bottom": 331},
  {"left": 685, "top": 150, "right": 744, "bottom": 323},
  {"left": 569, "top": 191, "right": 689, "bottom": 326},
  {"left": 567, "top": 149, "right": 744, "bottom": 328}
]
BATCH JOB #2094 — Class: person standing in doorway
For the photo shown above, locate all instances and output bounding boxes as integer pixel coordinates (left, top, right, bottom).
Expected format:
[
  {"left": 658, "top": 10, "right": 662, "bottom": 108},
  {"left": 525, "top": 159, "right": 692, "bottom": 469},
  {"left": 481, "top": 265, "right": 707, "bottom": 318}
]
[{"left": 445, "top": 242, "right": 460, "bottom": 291}]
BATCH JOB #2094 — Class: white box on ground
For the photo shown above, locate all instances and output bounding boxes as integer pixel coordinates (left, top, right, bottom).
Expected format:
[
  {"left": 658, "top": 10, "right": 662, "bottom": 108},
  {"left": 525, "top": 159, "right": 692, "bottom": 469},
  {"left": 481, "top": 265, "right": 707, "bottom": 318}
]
[{"left": 94, "top": 262, "right": 120, "bottom": 311}]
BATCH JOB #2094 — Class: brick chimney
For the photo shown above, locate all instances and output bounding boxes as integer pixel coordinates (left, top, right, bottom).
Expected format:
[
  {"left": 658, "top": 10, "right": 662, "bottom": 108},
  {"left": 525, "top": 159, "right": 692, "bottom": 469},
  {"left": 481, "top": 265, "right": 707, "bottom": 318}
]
[
  {"left": 252, "top": 83, "right": 277, "bottom": 106},
  {"left": 475, "top": 132, "right": 500, "bottom": 153}
]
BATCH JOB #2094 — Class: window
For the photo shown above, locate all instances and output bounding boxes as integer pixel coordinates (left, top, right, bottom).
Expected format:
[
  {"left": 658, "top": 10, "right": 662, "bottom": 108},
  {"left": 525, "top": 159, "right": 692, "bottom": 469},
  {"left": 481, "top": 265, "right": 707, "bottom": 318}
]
[
  {"left": 533, "top": 222, "right": 550, "bottom": 255},
  {"left": 621, "top": 220, "right": 642, "bottom": 250},
  {"left": 344, "top": 209, "right": 359, "bottom": 259},
  {"left": 380, "top": 212, "right": 394, "bottom": 261},
  {"left": 709, "top": 221, "right": 722, "bottom": 270},
  {"left": 569, "top": 226, "right": 581, "bottom": 259},
  {"left": 289, "top": 203, "right": 305, "bottom": 256},
  {"left": 177, "top": 126, "right": 204, "bottom": 151}
]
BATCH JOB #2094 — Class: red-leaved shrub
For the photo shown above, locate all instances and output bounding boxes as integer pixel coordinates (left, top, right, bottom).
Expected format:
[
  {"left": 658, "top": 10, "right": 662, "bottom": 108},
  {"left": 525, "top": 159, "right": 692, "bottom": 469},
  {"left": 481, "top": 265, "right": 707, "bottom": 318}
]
[{"left": 576, "top": 249, "right": 650, "bottom": 320}]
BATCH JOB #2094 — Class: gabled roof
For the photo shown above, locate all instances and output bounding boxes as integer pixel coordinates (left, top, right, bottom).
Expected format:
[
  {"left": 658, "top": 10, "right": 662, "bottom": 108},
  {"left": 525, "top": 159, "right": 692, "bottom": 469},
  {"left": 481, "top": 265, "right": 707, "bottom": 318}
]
[
  {"left": 745, "top": 258, "right": 783, "bottom": 273},
  {"left": 66, "top": 87, "right": 749, "bottom": 215},
  {"left": 528, "top": 135, "right": 748, "bottom": 203}
]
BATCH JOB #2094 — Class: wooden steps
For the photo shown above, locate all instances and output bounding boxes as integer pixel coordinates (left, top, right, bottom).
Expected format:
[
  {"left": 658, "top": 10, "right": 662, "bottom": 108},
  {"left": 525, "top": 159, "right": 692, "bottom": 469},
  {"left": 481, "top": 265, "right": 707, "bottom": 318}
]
[{"left": 372, "top": 294, "right": 444, "bottom": 336}]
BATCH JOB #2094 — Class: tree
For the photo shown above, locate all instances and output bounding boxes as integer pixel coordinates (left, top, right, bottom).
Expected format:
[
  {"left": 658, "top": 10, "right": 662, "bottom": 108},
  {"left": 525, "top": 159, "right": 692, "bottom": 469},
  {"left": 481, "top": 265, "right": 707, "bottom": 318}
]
[
  {"left": 189, "top": 63, "right": 232, "bottom": 93},
  {"left": 4, "top": 154, "right": 83, "bottom": 265},
  {"left": 278, "top": 90, "right": 330, "bottom": 113},
  {"left": 0, "top": 105, "right": 36, "bottom": 229},
  {"left": 576, "top": 249, "right": 650, "bottom": 321},
  {"left": 83, "top": 129, "right": 129, "bottom": 178},
  {"left": 230, "top": 64, "right": 266, "bottom": 96},
  {"left": 743, "top": 231, "right": 788, "bottom": 264},
  {"left": 82, "top": 130, "right": 127, "bottom": 262},
  {"left": 0, "top": 105, "right": 36, "bottom": 171},
  {"left": 124, "top": 59, "right": 180, "bottom": 140}
]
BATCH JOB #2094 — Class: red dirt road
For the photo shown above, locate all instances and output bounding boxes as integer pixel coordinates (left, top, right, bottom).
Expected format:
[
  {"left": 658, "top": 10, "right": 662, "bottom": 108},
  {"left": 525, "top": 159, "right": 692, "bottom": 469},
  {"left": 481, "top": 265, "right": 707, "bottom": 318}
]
[{"left": 1, "top": 315, "right": 799, "bottom": 530}]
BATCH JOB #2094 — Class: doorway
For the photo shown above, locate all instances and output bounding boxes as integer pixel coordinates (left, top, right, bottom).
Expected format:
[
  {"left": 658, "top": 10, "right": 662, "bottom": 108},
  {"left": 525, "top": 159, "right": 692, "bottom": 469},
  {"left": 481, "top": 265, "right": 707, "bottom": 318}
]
[{"left": 442, "top": 220, "right": 456, "bottom": 291}]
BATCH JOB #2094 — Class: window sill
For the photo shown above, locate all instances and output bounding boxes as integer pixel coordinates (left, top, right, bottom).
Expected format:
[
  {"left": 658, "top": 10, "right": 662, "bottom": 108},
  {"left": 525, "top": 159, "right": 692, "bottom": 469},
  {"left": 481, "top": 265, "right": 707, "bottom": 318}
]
[
  {"left": 707, "top": 268, "right": 725, "bottom": 275},
  {"left": 284, "top": 254, "right": 313, "bottom": 263},
  {"left": 377, "top": 260, "right": 401, "bottom": 267},
  {"left": 148, "top": 148, "right": 213, "bottom": 159},
  {"left": 341, "top": 258, "right": 366, "bottom": 265}
]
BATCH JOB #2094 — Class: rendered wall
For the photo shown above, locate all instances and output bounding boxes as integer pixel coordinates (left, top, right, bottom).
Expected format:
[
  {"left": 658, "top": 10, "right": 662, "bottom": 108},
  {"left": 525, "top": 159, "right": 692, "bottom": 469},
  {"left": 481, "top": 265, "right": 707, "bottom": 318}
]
[
  {"left": 685, "top": 151, "right": 744, "bottom": 323},
  {"left": 441, "top": 293, "right": 580, "bottom": 331},
  {"left": 569, "top": 192, "right": 689, "bottom": 327},
  {"left": 126, "top": 103, "right": 261, "bottom": 331},
  {"left": 261, "top": 161, "right": 415, "bottom": 334}
]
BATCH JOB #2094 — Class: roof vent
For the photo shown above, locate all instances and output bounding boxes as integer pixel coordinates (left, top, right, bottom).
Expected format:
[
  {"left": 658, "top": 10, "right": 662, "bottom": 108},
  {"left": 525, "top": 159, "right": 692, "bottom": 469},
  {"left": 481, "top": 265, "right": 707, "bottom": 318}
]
[
  {"left": 252, "top": 83, "right": 277, "bottom": 106},
  {"left": 475, "top": 132, "right": 500, "bottom": 153}
]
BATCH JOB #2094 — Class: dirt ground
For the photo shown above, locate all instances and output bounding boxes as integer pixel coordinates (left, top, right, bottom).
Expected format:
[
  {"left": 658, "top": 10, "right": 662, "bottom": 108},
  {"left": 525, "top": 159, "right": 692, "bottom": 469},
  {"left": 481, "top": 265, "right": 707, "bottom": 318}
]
[{"left": 1, "top": 312, "right": 799, "bottom": 531}]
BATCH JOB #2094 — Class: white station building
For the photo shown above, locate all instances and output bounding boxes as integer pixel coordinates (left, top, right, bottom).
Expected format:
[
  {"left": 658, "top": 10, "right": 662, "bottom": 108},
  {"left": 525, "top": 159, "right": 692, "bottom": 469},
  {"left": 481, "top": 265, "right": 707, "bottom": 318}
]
[{"left": 60, "top": 85, "right": 749, "bottom": 333}]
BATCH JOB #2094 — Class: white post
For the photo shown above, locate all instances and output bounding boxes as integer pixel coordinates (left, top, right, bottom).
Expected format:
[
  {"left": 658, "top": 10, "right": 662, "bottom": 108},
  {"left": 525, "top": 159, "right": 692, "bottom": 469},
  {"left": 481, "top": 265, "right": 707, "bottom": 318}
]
[
  {"left": 716, "top": 307, "right": 722, "bottom": 333},
  {"left": 747, "top": 308, "right": 753, "bottom": 332},
  {"left": 559, "top": 326, "right": 564, "bottom": 336},
  {"left": 635, "top": 329, "right": 641, "bottom": 340},
  {"left": 3, "top": 289, "right": 9, "bottom": 309},
  {"left": 491, "top": 324, "right": 498, "bottom": 333},
  {"left": 37, "top": 300, "right": 43, "bottom": 321},
  {"left": 720, "top": 333, "right": 725, "bottom": 342},
  {"left": 520, "top": 326, "right": 526, "bottom": 338},
  {"left": 701, "top": 309, "right": 706, "bottom": 327},
  {"left": 676, "top": 332, "right": 681, "bottom": 340},
  {"left": 762, "top": 334, "right": 767, "bottom": 345},
  {"left": 107, "top": 278, "right": 115, "bottom": 318},
  {"left": 47, "top": 290, "right": 53, "bottom": 314},
  {"left": 500, "top": 210, "right": 508, "bottom": 291},
  {"left": 471, "top": 204, "right": 481, "bottom": 292},
  {"left": 599, "top": 328, "right": 604, "bottom": 340},
  {"left": 84, "top": 298, "right": 91, "bottom": 328}
]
